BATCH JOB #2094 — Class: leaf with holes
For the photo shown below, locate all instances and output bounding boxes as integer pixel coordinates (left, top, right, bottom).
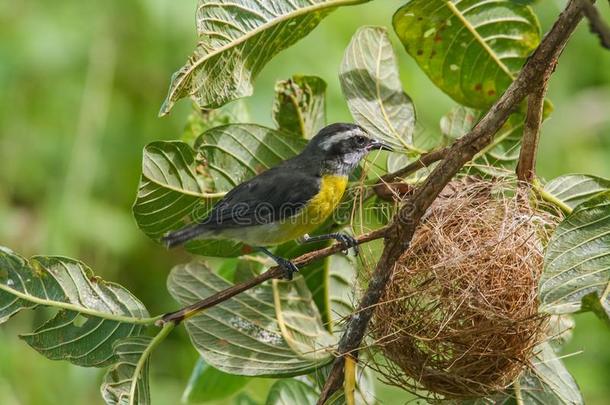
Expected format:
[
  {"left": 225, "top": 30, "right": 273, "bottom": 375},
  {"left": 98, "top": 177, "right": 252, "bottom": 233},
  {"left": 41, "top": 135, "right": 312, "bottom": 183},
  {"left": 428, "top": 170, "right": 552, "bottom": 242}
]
[
  {"left": 101, "top": 337, "right": 152, "bottom": 405},
  {"left": 340, "top": 26, "right": 418, "bottom": 152},
  {"left": 393, "top": 0, "right": 540, "bottom": 108},
  {"left": 160, "top": 0, "right": 370, "bottom": 114},
  {"left": 540, "top": 192, "right": 610, "bottom": 325},
  {"left": 0, "top": 247, "right": 149, "bottom": 367},
  {"left": 273, "top": 75, "right": 327, "bottom": 138},
  {"left": 544, "top": 174, "right": 610, "bottom": 210},
  {"left": 195, "top": 124, "right": 306, "bottom": 192},
  {"left": 167, "top": 261, "right": 334, "bottom": 376}
]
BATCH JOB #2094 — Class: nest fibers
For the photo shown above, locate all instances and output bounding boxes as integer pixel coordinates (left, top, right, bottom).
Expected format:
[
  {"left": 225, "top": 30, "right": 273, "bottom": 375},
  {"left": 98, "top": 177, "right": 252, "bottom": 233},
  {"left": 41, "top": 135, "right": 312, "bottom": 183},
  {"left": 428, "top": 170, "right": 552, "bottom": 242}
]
[{"left": 371, "top": 178, "right": 559, "bottom": 400}]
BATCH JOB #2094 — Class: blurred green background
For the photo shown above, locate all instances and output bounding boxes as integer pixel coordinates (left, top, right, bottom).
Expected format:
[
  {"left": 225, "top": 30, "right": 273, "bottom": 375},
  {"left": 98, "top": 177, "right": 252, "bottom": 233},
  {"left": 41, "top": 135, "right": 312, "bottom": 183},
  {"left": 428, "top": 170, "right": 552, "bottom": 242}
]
[{"left": 1, "top": 1, "right": 609, "bottom": 404}]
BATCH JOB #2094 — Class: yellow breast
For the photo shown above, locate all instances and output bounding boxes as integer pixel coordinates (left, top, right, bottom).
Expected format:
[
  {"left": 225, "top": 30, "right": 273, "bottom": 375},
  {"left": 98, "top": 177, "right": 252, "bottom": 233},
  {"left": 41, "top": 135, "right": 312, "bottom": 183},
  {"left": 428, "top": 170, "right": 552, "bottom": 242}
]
[
  {"left": 271, "top": 175, "right": 348, "bottom": 243},
  {"left": 302, "top": 175, "right": 349, "bottom": 226}
]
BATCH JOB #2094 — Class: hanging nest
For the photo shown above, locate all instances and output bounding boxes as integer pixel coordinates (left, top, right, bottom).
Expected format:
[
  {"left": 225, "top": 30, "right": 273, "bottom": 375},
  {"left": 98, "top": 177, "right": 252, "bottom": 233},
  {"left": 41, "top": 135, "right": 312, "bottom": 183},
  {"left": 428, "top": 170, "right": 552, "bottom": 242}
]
[{"left": 370, "top": 177, "right": 560, "bottom": 400}]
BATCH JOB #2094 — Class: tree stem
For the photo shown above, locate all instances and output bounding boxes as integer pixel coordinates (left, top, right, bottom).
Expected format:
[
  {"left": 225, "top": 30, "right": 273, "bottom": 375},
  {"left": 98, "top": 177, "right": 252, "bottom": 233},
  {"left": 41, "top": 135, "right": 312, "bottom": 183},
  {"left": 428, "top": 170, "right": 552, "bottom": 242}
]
[
  {"left": 532, "top": 179, "right": 574, "bottom": 215},
  {"left": 581, "top": 0, "right": 610, "bottom": 49},
  {"left": 378, "top": 147, "right": 449, "bottom": 184},
  {"left": 129, "top": 322, "right": 175, "bottom": 405},
  {"left": 516, "top": 80, "right": 549, "bottom": 182},
  {"left": 514, "top": 379, "right": 525, "bottom": 405}
]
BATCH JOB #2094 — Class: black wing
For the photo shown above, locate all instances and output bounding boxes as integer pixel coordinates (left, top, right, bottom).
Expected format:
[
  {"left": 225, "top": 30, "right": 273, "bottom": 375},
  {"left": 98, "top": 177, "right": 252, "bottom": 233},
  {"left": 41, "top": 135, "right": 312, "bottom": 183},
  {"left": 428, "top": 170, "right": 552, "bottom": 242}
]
[{"left": 201, "top": 167, "right": 320, "bottom": 229}]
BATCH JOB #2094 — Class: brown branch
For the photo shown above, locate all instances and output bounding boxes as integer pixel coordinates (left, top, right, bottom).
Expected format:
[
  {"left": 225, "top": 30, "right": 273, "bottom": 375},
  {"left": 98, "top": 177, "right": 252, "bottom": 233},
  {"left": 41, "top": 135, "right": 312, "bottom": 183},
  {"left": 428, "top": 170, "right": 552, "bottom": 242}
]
[
  {"left": 582, "top": 0, "right": 610, "bottom": 49},
  {"left": 318, "top": 1, "right": 587, "bottom": 402},
  {"left": 157, "top": 226, "right": 388, "bottom": 326},
  {"left": 516, "top": 78, "right": 551, "bottom": 182},
  {"left": 380, "top": 147, "right": 449, "bottom": 184},
  {"left": 370, "top": 147, "right": 449, "bottom": 201}
]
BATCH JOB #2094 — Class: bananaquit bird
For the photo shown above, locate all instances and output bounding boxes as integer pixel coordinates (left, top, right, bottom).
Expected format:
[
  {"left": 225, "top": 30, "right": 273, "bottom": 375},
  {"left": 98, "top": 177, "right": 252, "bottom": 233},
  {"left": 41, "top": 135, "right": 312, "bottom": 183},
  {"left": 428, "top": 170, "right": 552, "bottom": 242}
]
[{"left": 162, "top": 123, "right": 391, "bottom": 279}]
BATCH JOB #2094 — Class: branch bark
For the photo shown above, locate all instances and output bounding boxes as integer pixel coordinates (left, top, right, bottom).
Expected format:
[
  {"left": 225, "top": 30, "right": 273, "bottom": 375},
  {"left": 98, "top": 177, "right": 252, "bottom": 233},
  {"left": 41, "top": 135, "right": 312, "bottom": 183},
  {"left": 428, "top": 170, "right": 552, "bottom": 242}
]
[
  {"left": 582, "top": 0, "right": 610, "bottom": 49},
  {"left": 516, "top": 79, "right": 550, "bottom": 182},
  {"left": 318, "top": 1, "right": 587, "bottom": 402},
  {"left": 380, "top": 147, "right": 449, "bottom": 184},
  {"left": 158, "top": 226, "right": 388, "bottom": 325}
]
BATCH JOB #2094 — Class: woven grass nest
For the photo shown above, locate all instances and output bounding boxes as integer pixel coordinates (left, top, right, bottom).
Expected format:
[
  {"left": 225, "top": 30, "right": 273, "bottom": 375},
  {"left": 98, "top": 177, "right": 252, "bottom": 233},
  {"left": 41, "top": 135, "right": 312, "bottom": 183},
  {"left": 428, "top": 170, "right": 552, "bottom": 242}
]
[{"left": 371, "top": 177, "right": 559, "bottom": 400}]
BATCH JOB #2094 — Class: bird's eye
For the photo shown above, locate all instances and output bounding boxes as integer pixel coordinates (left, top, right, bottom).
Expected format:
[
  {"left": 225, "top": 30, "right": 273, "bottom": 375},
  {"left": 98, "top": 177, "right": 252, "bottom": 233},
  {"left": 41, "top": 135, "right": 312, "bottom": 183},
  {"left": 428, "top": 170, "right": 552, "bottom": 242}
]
[{"left": 355, "top": 136, "right": 367, "bottom": 146}]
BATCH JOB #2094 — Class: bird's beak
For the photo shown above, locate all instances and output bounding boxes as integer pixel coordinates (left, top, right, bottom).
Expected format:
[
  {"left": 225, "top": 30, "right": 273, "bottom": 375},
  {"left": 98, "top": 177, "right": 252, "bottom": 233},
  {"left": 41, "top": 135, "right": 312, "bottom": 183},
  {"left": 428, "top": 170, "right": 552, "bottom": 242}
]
[{"left": 368, "top": 139, "right": 393, "bottom": 152}]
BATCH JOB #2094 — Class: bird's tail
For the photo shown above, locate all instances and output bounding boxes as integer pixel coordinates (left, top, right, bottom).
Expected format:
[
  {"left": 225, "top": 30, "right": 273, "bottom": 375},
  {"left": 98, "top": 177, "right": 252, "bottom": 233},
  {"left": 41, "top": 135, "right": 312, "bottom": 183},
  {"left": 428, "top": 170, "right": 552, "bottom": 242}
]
[{"left": 162, "top": 223, "right": 209, "bottom": 248}]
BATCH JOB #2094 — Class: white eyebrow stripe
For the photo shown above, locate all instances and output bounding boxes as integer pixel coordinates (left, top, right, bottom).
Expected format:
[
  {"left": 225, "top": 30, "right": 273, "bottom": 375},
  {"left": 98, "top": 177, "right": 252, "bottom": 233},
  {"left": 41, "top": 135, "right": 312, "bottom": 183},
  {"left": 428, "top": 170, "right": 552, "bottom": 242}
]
[{"left": 319, "top": 131, "right": 354, "bottom": 150}]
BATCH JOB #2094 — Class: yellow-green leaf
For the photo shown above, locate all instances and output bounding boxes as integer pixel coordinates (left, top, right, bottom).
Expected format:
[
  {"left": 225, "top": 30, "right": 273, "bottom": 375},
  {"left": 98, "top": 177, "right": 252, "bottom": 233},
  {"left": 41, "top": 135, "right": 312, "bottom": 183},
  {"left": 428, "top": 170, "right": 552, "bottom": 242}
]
[
  {"left": 160, "top": 0, "right": 369, "bottom": 114},
  {"left": 393, "top": 0, "right": 540, "bottom": 108}
]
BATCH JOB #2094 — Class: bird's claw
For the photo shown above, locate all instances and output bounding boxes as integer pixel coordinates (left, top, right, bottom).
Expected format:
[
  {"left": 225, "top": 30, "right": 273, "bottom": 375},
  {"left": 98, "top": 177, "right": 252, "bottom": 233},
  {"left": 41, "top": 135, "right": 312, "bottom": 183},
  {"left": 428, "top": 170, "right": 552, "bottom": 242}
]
[
  {"left": 335, "top": 233, "right": 359, "bottom": 256},
  {"left": 276, "top": 257, "right": 299, "bottom": 280}
]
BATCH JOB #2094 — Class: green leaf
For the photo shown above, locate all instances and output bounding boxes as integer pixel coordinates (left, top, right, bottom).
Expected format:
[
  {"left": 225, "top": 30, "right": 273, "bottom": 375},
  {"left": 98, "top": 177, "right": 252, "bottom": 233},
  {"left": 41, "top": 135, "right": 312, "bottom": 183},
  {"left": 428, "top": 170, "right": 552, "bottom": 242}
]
[
  {"left": 276, "top": 233, "right": 357, "bottom": 334},
  {"left": 265, "top": 379, "right": 318, "bottom": 405},
  {"left": 327, "top": 255, "right": 357, "bottom": 326},
  {"left": 0, "top": 247, "right": 150, "bottom": 367},
  {"left": 540, "top": 192, "right": 610, "bottom": 324},
  {"left": 101, "top": 337, "right": 152, "bottom": 405},
  {"left": 182, "top": 101, "right": 250, "bottom": 146},
  {"left": 186, "top": 239, "right": 248, "bottom": 258},
  {"left": 515, "top": 342, "right": 583, "bottom": 404},
  {"left": 469, "top": 343, "right": 582, "bottom": 404},
  {"left": 167, "top": 261, "right": 334, "bottom": 377},
  {"left": 393, "top": 0, "right": 540, "bottom": 109},
  {"left": 132, "top": 141, "right": 217, "bottom": 241},
  {"left": 273, "top": 75, "right": 327, "bottom": 138},
  {"left": 196, "top": 124, "right": 306, "bottom": 192},
  {"left": 544, "top": 174, "right": 610, "bottom": 210},
  {"left": 440, "top": 106, "right": 480, "bottom": 141},
  {"left": 340, "top": 26, "right": 418, "bottom": 152},
  {"left": 159, "top": 0, "right": 369, "bottom": 114},
  {"left": 308, "top": 254, "right": 356, "bottom": 332},
  {"left": 440, "top": 106, "right": 524, "bottom": 173},
  {"left": 182, "top": 357, "right": 250, "bottom": 403},
  {"left": 275, "top": 241, "right": 333, "bottom": 329},
  {"left": 272, "top": 277, "right": 336, "bottom": 359}
]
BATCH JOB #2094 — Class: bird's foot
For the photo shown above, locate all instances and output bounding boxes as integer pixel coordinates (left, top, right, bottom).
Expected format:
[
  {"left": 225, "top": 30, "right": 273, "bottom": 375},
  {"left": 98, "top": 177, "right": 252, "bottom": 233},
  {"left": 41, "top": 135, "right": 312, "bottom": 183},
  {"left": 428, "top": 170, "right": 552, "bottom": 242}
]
[
  {"left": 333, "top": 233, "right": 359, "bottom": 256},
  {"left": 257, "top": 247, "right": 299, "bottom": 280},
  {"left": 275, "top": 257, "right": 299, "bottom": 280}
]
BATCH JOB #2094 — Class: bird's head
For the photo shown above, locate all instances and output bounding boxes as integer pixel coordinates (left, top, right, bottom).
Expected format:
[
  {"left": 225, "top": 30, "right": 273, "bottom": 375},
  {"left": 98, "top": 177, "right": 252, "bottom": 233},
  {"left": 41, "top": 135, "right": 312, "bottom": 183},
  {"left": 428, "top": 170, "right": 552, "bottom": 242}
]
[{"left": 305, "top": 123, "right": 393, "bottom": 175}]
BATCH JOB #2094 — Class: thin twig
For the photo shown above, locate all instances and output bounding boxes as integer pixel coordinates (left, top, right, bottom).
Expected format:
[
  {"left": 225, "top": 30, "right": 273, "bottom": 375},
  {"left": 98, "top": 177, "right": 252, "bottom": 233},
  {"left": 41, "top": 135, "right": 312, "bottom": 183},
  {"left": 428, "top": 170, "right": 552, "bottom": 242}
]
[
  {"left": 379, "top": 147, "right": 449, "bottom": 184},
  {"left": 318, "top": 1, "right": 587, "bottom": 402},
  {"left": 157, "top": 226, "right": 388, "bottom": 325},
  {"left": 368, "top": 147, "right": 449, "bottom": 201},
  {"left": 516, "top": 78, "right": 550, "bottom": 182},
  {"left": 581, "top": 0, "right": 610, "bottom": 49}
]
